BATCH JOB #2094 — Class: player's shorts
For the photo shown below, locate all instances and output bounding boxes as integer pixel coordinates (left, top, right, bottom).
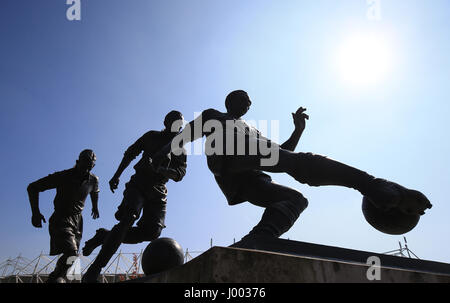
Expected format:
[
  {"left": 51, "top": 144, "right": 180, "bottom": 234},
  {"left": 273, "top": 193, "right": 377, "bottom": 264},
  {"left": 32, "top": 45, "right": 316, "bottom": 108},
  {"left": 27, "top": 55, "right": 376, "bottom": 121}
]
[
  {"left": 114, "top": 176, "right": 167, "bottom": 232},
  {"left": 48, "top": 212, "right": 82, "bottom": 256},
  {"left": 215, "top": 170, "right": 273, "bottom": 205}
]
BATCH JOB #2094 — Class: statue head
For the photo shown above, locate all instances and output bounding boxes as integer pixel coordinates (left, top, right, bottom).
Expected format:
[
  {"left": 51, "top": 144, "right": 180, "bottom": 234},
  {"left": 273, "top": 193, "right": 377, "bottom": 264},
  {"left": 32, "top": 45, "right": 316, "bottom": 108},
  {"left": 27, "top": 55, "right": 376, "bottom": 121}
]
[
  {"left": 225, "top": 90, "right": 252, "bottom": 118},
  {"left": 75, "top": 149, "right": 96, "bottom": 175},
  {"left": 163, "top": 110, "right": 184, "bottom": 134}
]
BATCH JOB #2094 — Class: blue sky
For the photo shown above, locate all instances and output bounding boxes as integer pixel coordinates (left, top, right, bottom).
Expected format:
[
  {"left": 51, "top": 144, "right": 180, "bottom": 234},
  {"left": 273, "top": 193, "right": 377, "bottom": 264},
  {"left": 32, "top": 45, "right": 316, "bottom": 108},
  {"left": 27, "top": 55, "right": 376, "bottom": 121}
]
[{"left": 1, "top": 0, "right": 449, "bottom": 264}]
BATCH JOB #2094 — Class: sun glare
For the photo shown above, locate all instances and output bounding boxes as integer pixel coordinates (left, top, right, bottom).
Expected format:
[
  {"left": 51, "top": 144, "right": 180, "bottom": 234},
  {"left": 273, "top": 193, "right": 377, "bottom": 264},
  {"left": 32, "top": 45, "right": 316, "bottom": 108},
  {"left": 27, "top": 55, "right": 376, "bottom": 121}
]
[{"left": 336, "top": 33, "right": 393, "bottom": 87}]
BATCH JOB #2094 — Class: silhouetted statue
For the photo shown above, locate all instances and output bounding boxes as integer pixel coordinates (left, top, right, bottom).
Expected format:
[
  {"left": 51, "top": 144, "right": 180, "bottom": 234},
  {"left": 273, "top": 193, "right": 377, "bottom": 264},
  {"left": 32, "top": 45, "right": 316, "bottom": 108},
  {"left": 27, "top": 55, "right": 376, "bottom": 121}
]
[
  {"left": 27, "top": 149, "right": 99, "bottom": 283},
  {"left": 81, "top": 111, "right": 187, "bottom": 283},
  {"left": 152, "top": 90, "right": 432, "bottom": 248}
]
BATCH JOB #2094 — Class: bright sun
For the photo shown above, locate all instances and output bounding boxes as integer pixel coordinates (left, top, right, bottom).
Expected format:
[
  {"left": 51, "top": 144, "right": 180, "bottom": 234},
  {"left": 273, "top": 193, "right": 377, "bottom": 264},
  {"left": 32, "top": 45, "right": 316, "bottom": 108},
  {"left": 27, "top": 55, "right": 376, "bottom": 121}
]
[{"left": 336, "top": 33, "right": 393, "bottom": 87}]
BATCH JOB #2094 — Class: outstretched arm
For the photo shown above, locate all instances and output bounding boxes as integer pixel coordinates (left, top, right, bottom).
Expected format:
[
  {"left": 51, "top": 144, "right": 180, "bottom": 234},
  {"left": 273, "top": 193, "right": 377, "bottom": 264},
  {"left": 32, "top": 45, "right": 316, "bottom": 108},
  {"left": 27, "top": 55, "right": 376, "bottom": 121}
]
[
  {"left": 27, "top": 184, "right": 46, "bottom": 228},
  {"left": 90, "top": 191, "right": 99, "bottom": 219},
  {"left": 177, "top": 109, "right": 217, "bottom": 145},
  {"left": 109, "top": 135, "right": 145, "bottom": 193},
  {"left": 90, "top": 176, "right": 100, "bottom": 219},
  {"left": 109, "top": 157, "right": 133, "bottom": 193},
  {"left": 26, "top": 172, "right": 64, "bottom": 228},
  {"left": 152, "top": 109, "right": 217, "bottom": 167},
  {"left": 27, "top": 184, "right": 40, "bottom": 216},
  {"left": 280, "top": 107, "right": 309, "bottom": 151}
]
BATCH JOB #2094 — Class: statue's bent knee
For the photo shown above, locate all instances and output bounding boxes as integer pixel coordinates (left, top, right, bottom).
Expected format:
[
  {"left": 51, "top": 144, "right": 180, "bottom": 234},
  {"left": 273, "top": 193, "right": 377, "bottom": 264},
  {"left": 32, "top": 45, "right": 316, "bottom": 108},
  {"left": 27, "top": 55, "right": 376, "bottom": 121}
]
[
  {"left": 143, "top": 226, "right": 163, "bottom": 242},
  {"left": 272, "top": 194, "right": 308, "bottom": 223}
]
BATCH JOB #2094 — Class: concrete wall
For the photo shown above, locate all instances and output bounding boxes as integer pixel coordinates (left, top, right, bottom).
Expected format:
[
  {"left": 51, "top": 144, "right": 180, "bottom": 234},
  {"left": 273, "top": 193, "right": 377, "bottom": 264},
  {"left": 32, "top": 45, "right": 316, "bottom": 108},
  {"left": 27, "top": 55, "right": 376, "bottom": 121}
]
[{"left": 135, "top": 246, "right": 450, "bottom": 283}]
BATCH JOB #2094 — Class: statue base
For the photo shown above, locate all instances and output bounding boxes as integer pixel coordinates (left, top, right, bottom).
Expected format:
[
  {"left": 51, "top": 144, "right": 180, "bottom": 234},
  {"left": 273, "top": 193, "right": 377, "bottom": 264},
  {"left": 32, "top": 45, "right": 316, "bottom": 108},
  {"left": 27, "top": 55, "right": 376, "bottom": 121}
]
[{"left": 127, "top": 238, "right": 450, "bottom": 283}]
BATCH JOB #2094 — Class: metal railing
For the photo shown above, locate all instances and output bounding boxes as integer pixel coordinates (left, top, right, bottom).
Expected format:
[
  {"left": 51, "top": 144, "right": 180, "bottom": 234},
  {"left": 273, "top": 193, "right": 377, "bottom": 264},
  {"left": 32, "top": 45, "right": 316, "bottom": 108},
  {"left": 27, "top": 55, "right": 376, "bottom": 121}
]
[{"left": 0, "top": 248, "right": 206, "bottom": 283}]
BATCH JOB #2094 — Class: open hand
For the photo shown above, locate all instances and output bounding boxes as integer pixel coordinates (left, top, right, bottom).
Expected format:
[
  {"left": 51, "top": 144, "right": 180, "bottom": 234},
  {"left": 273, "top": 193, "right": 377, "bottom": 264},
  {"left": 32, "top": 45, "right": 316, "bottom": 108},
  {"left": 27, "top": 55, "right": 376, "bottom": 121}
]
[
  {"left": 292, "top": 107, "right": 309, "bottom": 131},
  {"left": 32, "top": 212, "right": 46, "bottom": 228}
]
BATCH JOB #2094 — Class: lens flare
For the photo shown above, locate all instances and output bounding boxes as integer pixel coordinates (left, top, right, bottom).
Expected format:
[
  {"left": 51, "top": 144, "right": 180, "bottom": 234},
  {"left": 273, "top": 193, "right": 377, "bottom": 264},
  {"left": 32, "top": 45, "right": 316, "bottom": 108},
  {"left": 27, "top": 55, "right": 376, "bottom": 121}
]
[{"left": 336, "top": 33, "right": 392, "bottom": 87}]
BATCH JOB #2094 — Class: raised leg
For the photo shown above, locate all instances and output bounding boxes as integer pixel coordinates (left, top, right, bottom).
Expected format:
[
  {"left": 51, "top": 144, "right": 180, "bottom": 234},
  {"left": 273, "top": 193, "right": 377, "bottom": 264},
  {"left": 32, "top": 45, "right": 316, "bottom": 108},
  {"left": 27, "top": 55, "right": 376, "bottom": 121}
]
[
  {"left": 82, "top": 228, "right": 109, "bottom": 256},
  {"left": 225, "top": 149, "right": 432, "bottom": 215},
  {"left": 121, "top": 224, "right": 163, "bottom": 244},
  {"left": 81, "top": 215, "right": 136, "bottom": 283}
]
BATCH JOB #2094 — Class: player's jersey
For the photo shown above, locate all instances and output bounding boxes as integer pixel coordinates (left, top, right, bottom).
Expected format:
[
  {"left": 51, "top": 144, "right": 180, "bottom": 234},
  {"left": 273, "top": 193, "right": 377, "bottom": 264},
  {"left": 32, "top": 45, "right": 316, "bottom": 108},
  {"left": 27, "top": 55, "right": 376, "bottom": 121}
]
[
  {"left": 123, "top": 130, "right": 187, "bottom": 199},
  {"left": 28, "top": 168, "right": 99, "bottom": 215},
  {"left": 186, "top": 108, "right": 275, "bottom": 205}
]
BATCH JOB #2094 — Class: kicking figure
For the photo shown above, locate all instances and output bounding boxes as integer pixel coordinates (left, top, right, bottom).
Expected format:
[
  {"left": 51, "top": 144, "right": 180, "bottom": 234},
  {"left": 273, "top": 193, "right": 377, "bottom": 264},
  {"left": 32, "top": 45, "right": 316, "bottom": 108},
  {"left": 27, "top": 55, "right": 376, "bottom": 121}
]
[{"left": 152, "top": 90, "right": 432, "bottom": 248}]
